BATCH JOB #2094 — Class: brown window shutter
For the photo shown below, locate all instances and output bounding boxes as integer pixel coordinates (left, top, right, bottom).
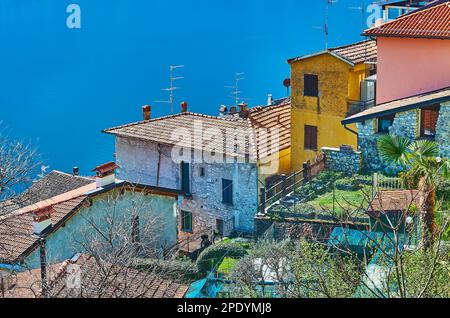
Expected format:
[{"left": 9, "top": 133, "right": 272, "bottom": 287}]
[
  {"left": 311, "top": 126, "right": 317, "bottom": 150},
  {"left": 304, "top": 125, "right": 311, "bottom": 149},
  {"left": 304, "top": 125, "right": 318, "bottom": 150}
]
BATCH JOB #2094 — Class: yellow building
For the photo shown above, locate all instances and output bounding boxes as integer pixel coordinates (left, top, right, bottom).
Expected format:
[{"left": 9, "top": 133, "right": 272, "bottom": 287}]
[{"left": 288, "top": 40, "right": 377, "bottom": 170}]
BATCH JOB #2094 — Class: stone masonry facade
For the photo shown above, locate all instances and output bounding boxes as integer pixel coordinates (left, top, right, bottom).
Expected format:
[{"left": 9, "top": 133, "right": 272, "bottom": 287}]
[
  {"left": 322, "top": 146, "right": 361, "bottom": 175},
  {"left": 436, "top": 102, "right": 450, "bottom": 158},
  {"left": 358, "top": 104, "right": 449, "bottom": 174},
  {"left": 115, "top": 136, "right": 259, "bottom": 243}
]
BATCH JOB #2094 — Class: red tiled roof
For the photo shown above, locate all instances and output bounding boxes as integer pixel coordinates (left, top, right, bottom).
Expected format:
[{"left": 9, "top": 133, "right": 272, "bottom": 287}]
[
  {"left": 329, "top": 40, "right": 378, "bottom": 64},
  {"left": 288, "top": 40, "right": 377, "bottom": 65},
  {"left": 364, "top": 1, "right": 450, "bottom": 39},
  {"left": 92, "top": 161, "right": 119, "bottom": 174},
  {"left": 369, "top": 190, "right": 424, "bottom": 213}
]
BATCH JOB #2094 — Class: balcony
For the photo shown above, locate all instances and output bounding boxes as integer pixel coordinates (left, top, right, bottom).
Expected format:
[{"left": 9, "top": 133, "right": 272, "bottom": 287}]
[{"left": 346, "top": 99, "right": 375, "bottom": 117}]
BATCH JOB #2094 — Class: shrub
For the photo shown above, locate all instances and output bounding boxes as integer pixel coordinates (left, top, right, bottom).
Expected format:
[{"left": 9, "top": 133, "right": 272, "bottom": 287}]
[{"left": 196, "top": 242, "right": 248, "bottom": 274}]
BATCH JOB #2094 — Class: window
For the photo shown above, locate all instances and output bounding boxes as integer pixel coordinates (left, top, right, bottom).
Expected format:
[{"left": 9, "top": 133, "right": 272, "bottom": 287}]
[
  {"left": 420, "top": 105, "right": 440, "bottom": 138},
  {"left": 377, "top": 115, "right": 395, "bottom": 134},
  {"left": 199, "top": 166, "right": 205, "bottom": 177},
  {"left": 304, "top": 125, "right": 318, "bottom": 150},
  {"left": 304, "top": 74, "right": 319, "bottom": 97},
  {"left": 181, "top": 161, "right": 191, "bottom": 196},
  {"left": 222, "top": 179, "right": 233, "bottom": 205},
  {"left": 181, "top": 210, "right": 193, "bottom": 232}
]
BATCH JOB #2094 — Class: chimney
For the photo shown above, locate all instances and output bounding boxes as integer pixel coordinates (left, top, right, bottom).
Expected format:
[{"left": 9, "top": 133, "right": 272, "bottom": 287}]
[
  {"left": 267, "top": 94, "right": 273, "bottom": 106},
  {"left": 219, "top": 105, "right": 228, "bottom": 116},
  {"left": 238, "top": 102, "right": 249, "bottom": 118},
  {"left": 92, "top": 162, "right": 119, "bottom": 188},
  {"left": 181, "top": 101, "right": 188, "bottom": 113},
  {"left": 32, "top": 207, "right": 53, "bottom": 235},
  {"left": 72, "top": 167, "right": 79, "bottom": 176},
  {"left": 142, "top": 105, "right": 151, "bottom": 121}
]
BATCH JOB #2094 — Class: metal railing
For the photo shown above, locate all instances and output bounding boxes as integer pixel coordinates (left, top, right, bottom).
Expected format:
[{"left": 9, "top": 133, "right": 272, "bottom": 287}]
[
  {"left": 347, "top": 99, "right": 375, "bottom": 116},
  {"left": 259, "top": 154, "right": 326, "bottom": 214}
]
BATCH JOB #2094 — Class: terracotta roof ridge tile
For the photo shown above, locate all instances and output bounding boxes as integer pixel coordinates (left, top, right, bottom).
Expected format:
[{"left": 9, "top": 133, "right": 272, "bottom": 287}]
[{"left": 364, "top": 1, "right": 450, "bottom": 37}]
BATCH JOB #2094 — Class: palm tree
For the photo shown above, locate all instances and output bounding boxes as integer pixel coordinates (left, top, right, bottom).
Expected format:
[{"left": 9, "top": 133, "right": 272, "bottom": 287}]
[{"left": 377, "top": 135, "right": 449, "bottom": 248}]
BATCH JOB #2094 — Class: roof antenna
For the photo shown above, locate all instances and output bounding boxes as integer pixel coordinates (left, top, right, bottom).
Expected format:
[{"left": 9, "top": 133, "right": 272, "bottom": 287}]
[
  {"left": 154, "top": 65, "right": 184, "bottom": 114},
  {"left": 225, "top": 72, "right": 245, "bottom": 105},
  {"left": 312, "top": 0, "right": 338, "bottom": 49},
  {"left": 349, "top": 0, "right": 366, "bottom": 39}
]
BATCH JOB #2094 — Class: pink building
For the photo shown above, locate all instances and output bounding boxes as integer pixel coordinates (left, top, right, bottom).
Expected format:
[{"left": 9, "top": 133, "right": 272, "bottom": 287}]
[{"left": 365, "top": 0, "right": 450, "bottom": 103}]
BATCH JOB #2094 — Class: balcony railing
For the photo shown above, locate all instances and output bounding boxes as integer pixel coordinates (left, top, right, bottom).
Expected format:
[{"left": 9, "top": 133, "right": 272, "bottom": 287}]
[{"left": 346, "top": 99, "right": 375, "bottom": 117}]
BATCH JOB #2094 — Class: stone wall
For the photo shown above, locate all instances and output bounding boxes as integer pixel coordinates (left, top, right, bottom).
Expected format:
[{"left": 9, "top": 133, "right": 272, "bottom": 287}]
[
  {"left": 357, "top": 105, "right": 449, "bottom": 174},
  {"left": 115, "top": 136, "right": 259, "bottom": 240},
  {"left": 322, "top": 146, "right": 361, "bottom": 175},
  {"left": 357, "top": 110, "right": 418, "bottom": 174},
  {"left": 436, "top": 103, "right": 450, "bottom": 158},
  {"left": 179, "top": 161, "right": 258, "bottom": 240}
]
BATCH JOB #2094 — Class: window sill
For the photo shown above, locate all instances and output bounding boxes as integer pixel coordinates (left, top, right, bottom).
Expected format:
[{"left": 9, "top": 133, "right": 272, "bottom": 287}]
[
  {"left": 181, "top": 229, "right": 193, "bottom": 234},
  {"left": 222, "top": 202, "right": 234, "bottom": 207}
]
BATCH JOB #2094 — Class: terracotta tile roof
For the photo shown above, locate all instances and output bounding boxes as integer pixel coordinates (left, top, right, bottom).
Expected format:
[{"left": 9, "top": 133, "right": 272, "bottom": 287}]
[
  {"left": 92, "top": 162, "right": 119, "bottom": 174},
  {"left": 104, "top": 112, "right": 252, "bottom": 158},
  {"left": 369, "top": 190, "right": 424, "bottom": 212},
  {"left": 0, "top": 171, "right": 94, "bottom": 216},
  {"left": 2, "top": 255, "right": 189, "bottom": 298},
  {"left": 0, "top": 196, "right": 88, "bottom": 263},
  {"left": 342, "top": 86, "right": 450, "bottom": 124},
  {"left": 364, "top": 1, "right": 450, "bottom": 39},
  {"left": 44, "top": 254, "right": 189, "bottom": 298},
  {"left": 103, "top": 100, "right": 292, "bottom": 160},
  {"left": 248, "top": 98, "right": 291, "bottom": 154},
  {"left": 288, "top": 40, "right": 377, "bottom": 65},
  {"left": 329, "top": 40, "right": 378, "bottom": 64}
]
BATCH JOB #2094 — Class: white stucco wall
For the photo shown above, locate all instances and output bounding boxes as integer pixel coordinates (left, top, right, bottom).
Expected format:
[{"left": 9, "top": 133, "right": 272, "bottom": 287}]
[{"left": 115, "top": 137, "right": 180, "bottom": 189}]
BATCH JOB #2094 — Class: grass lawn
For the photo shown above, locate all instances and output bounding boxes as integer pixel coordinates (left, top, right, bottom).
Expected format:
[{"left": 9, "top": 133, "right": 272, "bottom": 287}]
[
  {"left": 217, "top": 257, "right": 239, "bottom": 276},
  {"left": 307, "top": 185, "right": 372, "bottom": 216}
]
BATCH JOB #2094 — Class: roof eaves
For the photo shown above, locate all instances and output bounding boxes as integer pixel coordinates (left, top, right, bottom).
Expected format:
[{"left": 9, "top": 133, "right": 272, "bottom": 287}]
[
  {"left": 287, "top": 50, "right": 355, "bottom": 67},
  {"left": 342, "top": 95, "right": 450, "bottom": 124}
]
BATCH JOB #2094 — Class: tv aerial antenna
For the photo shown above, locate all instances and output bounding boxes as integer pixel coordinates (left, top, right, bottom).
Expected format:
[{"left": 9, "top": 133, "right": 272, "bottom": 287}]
[
  {"left": 154, "top": 65, "right": 184, "bottom": 114},
  {"left": 349, "top": 0, "right": 366, "bottom": 37},
  {"left": 225, "top": 72, "right": 245, "bottom": 105},
  {"left": 313, "top": 0, "right": 338, "bottom": 49}
]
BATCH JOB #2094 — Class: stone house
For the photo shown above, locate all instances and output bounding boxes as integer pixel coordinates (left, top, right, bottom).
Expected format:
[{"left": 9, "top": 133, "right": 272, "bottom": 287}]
[
  {"left": 0, "top": 168, "right": 178, "bottom": 270},
  {"left": 343, "top": 1, "right": 450, "bottom": 173},
  {"left": 103, "top": 100, "right": 291, "bottom": 241}
]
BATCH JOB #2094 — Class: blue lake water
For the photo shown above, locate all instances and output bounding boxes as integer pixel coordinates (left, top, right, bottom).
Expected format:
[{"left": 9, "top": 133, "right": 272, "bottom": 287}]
[{"left": 0, "top": 0, "right": 367, "bottom": 176}]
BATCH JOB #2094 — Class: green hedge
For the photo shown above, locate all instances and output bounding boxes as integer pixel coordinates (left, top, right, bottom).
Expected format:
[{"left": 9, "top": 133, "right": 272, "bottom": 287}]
[{"left": 196, "top": 242, "right": 247, "bottom": 274}]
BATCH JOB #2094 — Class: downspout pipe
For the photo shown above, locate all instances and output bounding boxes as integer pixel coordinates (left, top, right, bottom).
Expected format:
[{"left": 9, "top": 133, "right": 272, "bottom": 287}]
[{"left": 344, "top": 124, "right": 359, "bottom": 151}]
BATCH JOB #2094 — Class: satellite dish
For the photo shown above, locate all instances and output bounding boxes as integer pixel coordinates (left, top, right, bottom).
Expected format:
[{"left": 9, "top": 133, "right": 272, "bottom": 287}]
[{"left": 283, "top": 78, "right": 291, "bottom": 88}]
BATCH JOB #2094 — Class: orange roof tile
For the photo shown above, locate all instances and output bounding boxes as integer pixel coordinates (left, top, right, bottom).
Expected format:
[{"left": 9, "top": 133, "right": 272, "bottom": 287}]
[{"left": 364, "top": 1, "right": 450, "bottom": 39}]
